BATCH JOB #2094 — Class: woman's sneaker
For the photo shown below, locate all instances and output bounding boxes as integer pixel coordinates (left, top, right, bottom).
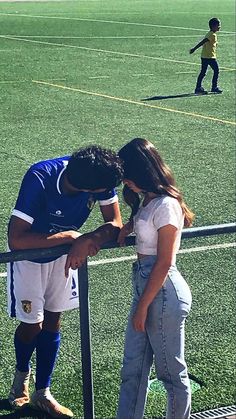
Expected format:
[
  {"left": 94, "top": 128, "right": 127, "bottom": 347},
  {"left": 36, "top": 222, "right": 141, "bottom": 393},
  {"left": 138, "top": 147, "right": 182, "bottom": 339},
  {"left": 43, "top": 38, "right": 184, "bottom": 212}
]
[
  {"left": 31, "top": 388, "right": 74, "bottom": 418},
  {"left": 8, "top": 368, "right": 31, "bottom": 409}
]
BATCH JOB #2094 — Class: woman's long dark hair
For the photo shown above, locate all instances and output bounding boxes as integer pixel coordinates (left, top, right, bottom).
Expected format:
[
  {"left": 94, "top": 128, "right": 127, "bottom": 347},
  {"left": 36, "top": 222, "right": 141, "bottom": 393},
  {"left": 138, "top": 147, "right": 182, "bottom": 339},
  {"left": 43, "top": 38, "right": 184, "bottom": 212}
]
[{"left": 118, "top": 138, "right": 194, "bottom": 227}]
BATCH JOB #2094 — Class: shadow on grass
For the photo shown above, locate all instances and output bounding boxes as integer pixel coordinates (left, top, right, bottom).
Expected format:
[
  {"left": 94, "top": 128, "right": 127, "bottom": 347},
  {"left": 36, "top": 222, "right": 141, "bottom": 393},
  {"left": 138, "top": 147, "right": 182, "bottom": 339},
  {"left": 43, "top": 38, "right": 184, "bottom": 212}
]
[
  {"left": 141, "top": 92, "right": 212, "bottom": 101},
  {"left": 0, "top": 399, "right": 52, "bottom": 418}
]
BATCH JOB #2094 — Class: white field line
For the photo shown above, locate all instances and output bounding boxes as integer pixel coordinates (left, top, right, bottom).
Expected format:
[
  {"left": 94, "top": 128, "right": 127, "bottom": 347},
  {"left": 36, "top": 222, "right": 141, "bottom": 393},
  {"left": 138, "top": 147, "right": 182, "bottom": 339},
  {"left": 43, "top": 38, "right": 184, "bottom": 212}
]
[
  {"left": 0, "top": 13, "right": 235, "bottom": 34},
  {"left": 0, "top": 78, "right": 66, "bottom": 84},
  {"left": 0, "top": 242, "right": 235, "bottom": 277},
  {"left": 133, "top": 73, "right": 154, "bottom": 76},
  {"left": 176, "top": 71, "right": 196, "bottom": 74},
  {"left": 0, "top": 74, "right": 151, "bottom": 83},
  {"left": 88, "top": 242, "right": 236, "bottom": 266},
  {"left": 0, "top": 34, "right": 233, "bottom": 39},
  {"left": 1, "top": 35, "right": 235, "bottom": 71},
  {"left": 0, "top": 35, "right": 158, "bottom": 39},
  {"left": 176, "top": 69, "right": 235, "bottom": 74},
  {"left": 89, "top": 75, "right": 110, "bottom": 79},
  {"left": 75, "top": 12, "right": 235, "bottom": 16},
  {"left": 0, "top": 9, "right": 232, "bottom": 15}
]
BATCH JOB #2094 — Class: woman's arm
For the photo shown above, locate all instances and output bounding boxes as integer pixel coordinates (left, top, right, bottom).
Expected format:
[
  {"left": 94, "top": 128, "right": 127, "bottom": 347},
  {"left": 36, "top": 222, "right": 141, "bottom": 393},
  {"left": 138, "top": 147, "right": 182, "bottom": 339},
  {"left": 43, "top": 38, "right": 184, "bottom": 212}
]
[{"left": 117, "top": 219, "right": 134, "bottom": 247}]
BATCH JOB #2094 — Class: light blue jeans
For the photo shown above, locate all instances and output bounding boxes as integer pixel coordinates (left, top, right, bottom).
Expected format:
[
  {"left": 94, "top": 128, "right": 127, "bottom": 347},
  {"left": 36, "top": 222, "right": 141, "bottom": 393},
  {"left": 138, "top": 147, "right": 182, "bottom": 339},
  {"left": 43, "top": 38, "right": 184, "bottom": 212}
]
[{"left": 117, "top": 256, "right": 192, "bottom": 419}]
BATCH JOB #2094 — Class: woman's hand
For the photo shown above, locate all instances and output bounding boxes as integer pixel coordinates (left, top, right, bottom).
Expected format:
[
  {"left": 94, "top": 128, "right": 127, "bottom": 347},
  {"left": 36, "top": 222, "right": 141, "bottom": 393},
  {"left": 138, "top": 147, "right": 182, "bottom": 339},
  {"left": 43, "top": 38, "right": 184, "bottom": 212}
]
[
  {"left": 117, "top": 220, "right": 134, "bottom": 247},
  {"left": 132, "top": 303, "right": 148, "bottom": 332}
]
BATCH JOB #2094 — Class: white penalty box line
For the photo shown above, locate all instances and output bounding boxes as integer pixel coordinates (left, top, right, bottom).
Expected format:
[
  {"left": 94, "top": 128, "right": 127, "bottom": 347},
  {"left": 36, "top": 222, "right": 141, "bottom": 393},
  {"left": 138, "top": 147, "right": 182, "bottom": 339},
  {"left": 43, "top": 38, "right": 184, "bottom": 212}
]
[
  {"left": 0, "top": 242, "right": 235, "bottom": 277},
  {"left": 1, "top": 35, "right": 235, "bottom": 72}
]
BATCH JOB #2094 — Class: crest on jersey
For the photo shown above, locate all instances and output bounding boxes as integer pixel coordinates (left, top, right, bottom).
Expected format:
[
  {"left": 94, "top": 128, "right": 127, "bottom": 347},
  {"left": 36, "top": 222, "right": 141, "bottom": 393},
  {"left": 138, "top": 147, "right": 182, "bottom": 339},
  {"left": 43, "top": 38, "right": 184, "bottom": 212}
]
[
  {"left": 21, "top": 300, "right": 32, "bottom": 313},
  {"left": 87, "top": 196, "right": 95, "bottom": 211}
]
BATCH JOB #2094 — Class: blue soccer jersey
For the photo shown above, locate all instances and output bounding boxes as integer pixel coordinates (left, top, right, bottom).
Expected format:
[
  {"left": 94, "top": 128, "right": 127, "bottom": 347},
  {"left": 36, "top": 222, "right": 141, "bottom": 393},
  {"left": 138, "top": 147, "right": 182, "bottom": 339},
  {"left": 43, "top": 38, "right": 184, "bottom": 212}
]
[{"left": 11, "top": 156, "right": 118, "bottom": 262}]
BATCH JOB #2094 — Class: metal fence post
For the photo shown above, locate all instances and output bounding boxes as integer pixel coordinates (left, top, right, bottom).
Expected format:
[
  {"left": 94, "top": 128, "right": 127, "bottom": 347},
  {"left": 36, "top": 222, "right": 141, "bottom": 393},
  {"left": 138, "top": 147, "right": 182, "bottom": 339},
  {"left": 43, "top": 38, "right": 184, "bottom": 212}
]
[{"left": 78, "top": 259, "right": 95, "bottom": 419}]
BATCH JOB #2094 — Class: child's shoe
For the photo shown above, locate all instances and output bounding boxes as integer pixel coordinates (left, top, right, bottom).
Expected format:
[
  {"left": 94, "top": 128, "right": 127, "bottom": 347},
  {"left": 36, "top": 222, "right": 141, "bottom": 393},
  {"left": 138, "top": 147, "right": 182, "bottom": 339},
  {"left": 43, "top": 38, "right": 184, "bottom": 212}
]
[
  {"left": 8, "top": 368, "right": 31, "bottom": 409},
  {"left": 195, "top": 87, "right": 208, "bottom": 94},
  {"left": 31, "top": 387, "right": 74, "bottom": 418},
  {"left": 211, "top": 87, "right": 223, "bottom": 93}
]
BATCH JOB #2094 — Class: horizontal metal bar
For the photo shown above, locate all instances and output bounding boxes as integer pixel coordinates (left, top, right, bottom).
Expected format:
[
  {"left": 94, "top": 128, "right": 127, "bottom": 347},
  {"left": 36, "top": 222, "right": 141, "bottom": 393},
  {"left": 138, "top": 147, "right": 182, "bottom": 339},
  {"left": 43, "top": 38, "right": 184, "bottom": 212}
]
[
  {"left": 0, "top": 243, "right": 71, "bottom": 264},
  {"left": 0, "top": 223, "right": 235, "bottom": 264},
  {"left": 181, "top": 223, "right": 236, "bottom": 239},
  {"left": 98, "top": 222, "right": 236, "bottom": 248}
]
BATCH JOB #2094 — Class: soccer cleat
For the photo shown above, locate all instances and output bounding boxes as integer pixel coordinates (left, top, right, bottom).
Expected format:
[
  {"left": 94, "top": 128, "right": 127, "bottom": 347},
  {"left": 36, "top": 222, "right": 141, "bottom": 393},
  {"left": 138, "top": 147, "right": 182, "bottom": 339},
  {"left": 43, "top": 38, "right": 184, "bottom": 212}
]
[
  {"left": 211, "top": 87, "right": 223, "bottom": 93},
  {"left": 31, "top": 388, "right": 74, "bottom": 418},
  {"left": 8, "top": 368, "right": 31, "bottom": 409},
  {"left": 195, "top": 87, "right": 208, "bottom": 95}
]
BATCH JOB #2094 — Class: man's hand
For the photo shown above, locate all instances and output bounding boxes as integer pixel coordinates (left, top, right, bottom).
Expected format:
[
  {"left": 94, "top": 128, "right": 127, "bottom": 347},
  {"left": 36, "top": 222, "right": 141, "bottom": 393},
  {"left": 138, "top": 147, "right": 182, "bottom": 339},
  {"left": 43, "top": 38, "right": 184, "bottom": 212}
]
[{"left": 65, "top": 235, "right": 100, "bottom": 277}]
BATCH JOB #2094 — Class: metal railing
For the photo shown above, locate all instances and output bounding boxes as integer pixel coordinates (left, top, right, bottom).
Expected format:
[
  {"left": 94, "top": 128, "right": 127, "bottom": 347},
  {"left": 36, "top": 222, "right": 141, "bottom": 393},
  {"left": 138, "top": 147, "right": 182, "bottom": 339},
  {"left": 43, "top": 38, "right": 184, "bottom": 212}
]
[{"left": 0, "top": 222, "right": 235, "bottom": 419}]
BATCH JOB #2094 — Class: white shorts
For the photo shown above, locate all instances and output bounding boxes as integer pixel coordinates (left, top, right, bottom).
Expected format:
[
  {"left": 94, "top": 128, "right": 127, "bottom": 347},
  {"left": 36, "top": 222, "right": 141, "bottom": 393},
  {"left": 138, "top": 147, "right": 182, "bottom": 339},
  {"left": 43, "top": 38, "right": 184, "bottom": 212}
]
[{"left": 7, "top": 254, "right": 79, "bottom": 323}]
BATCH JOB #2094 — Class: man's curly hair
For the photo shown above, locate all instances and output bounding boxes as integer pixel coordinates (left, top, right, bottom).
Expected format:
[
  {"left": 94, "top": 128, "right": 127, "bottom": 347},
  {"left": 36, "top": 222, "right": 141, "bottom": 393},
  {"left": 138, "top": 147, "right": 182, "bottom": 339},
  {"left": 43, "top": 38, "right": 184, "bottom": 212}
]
[{"left": 66, "top": 145, "right": 124, "bottom": 190}]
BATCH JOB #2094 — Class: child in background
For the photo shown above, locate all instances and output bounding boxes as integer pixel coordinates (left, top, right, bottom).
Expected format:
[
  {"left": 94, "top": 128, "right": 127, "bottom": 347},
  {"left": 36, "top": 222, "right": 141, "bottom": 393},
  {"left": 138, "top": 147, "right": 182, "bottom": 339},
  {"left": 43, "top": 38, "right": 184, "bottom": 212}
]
[
  {"left": 190, "top": 17, "right": 222, "bottom": 94},
  {"left": 116, "top": 138, "right": 194, "bottom": 419}
]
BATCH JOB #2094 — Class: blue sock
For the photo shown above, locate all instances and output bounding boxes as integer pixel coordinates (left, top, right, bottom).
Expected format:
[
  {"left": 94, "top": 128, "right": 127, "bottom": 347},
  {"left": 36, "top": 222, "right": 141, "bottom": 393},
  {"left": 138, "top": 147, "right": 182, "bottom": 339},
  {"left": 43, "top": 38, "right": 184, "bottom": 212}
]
[
  {"left": 35, "top": 329, "right": 60, "bottom": 390},
  {"left": 14, "top": 332, "right": 37, "bottom": 372}
]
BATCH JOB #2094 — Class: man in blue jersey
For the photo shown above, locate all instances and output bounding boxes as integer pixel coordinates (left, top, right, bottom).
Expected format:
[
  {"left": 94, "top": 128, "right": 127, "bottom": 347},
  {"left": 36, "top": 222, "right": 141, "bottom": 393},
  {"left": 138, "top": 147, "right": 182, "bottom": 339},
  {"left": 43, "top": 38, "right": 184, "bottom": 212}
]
[{"left": 7, "top": 145, "right": 123, "bottom": 418}]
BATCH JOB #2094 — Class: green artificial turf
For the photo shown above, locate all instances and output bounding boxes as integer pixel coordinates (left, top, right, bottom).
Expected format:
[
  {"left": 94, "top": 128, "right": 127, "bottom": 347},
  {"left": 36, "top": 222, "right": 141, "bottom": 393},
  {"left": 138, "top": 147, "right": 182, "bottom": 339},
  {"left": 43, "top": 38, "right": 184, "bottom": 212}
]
[{"left": 0, "top": 0, "right": 235, "bottom": 417}]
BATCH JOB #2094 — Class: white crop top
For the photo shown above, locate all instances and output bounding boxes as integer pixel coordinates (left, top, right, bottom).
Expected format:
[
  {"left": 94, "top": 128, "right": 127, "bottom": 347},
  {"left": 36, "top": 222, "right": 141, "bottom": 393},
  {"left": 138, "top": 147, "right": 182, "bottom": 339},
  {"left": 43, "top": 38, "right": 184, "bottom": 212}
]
[{"left": 134, "top": 195, "right": 184, "bottom": 260}]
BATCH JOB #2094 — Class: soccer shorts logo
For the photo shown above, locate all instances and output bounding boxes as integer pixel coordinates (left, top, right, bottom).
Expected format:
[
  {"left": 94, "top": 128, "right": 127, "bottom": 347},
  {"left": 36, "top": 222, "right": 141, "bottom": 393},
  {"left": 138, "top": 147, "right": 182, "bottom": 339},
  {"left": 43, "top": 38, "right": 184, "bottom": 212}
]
[
  {"left": 21, "top": 300, "right": 32, "bottom": 313},
  {"left": 70, "top": 276, "right": 79, "bottom": 300}
]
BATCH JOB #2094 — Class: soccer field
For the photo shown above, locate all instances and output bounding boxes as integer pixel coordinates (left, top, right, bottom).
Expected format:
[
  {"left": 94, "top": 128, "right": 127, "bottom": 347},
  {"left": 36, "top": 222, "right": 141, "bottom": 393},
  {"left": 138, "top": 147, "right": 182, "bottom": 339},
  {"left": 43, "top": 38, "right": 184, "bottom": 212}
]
[{"left": 0, "top": 0, "right": 235, "bottom": 418}]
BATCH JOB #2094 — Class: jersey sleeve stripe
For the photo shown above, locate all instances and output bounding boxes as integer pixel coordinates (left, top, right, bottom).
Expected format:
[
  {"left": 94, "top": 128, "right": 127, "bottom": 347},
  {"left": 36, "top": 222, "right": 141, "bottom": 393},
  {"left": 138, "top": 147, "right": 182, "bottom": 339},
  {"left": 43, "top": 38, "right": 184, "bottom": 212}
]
[
  {"left": 98, "top": 195, "right": 118, "bottom": 206},
  {"left": 12, "top": 209, "right": 34, "bottom": 224}
]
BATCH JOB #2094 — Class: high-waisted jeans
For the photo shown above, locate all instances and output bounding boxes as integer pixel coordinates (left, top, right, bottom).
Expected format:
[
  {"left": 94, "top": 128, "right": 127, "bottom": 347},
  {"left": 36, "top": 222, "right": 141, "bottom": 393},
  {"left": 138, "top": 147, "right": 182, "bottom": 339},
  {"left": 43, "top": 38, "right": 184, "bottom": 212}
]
[{"left": 117, "top": 256, "right": 192, "bottom": 419}]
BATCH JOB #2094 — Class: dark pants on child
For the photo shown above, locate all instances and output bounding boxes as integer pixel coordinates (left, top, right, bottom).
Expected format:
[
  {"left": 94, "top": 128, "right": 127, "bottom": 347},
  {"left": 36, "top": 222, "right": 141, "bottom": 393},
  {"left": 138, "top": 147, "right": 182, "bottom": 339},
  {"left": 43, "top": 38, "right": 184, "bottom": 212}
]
[{"left": 196, "top": 58, "right": 219, "bottom": 90}]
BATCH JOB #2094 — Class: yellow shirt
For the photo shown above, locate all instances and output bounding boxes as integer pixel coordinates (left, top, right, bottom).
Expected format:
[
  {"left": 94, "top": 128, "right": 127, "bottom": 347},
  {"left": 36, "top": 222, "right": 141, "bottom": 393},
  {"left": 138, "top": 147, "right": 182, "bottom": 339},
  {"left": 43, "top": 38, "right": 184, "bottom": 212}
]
[{"left": 201, "top": 31, "right": 217, "bottom": 58}]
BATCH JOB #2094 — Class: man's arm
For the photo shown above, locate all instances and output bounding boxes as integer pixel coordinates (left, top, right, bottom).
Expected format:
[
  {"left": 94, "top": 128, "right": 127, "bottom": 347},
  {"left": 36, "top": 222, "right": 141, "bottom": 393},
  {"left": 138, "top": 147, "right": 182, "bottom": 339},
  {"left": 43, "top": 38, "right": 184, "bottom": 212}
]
[
  {"left": 89, "top": 200, "right": 123, "bottom": 245},
  {"left": 65, "top": 201, "right": 122, "bottom": 275},
  {"left": 8, "top": 216, "right": 81, "bottom": 250},
  {"left": 190, "top": 37, "right": 209, "bottom": 54}
]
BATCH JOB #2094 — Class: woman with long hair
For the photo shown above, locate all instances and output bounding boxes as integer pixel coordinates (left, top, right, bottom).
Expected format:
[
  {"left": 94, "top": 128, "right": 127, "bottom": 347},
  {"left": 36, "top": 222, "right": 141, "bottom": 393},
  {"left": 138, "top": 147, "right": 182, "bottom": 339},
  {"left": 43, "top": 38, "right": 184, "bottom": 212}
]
[{"left": 117, "top": 138, "right": 194, "bottom": 419}]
